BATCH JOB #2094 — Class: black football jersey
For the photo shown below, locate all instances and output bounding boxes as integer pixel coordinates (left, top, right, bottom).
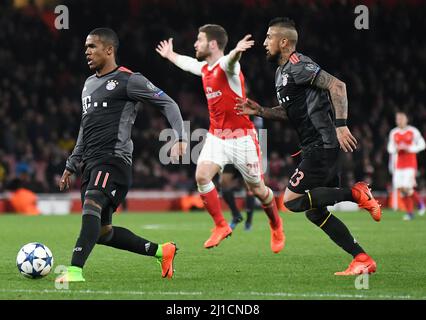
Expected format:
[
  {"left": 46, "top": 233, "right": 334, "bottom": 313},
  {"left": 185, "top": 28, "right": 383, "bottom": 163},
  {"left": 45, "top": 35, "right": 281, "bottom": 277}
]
[
  {"left": 275, "top": 52, "right": 339, "bottom": 151},
  {"left": 66, "top": 66, "right": 185, "bottom": 172}
]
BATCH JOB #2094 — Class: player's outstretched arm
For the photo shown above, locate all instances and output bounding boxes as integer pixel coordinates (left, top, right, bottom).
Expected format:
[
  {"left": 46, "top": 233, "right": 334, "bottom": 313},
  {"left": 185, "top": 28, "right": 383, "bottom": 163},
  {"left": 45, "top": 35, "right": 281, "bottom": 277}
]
[
  {"left": 228, "top": 34, "right": 255, "bottom": 65},
  {"left": 156, "top": 38, "right": 204, "bottom": 76},
  {"left": 313, "top": 70, "right": 357, "bottom": 152},
  {"left": 156, "top": 38, "right": 179, "bottom": 64},
  {"left": 235, "top": 97, "right": 286, "bottom": 120}
]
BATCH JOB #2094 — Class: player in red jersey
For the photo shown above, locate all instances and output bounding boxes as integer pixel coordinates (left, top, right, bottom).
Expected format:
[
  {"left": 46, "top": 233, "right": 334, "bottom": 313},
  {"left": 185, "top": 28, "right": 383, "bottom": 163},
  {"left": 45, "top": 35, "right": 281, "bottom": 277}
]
[
  {"left": 387, "top": 111, "right": 425, "bottom": 220},
  {"left": 157, "top": 24, "right": 284, "bottom": 252}
]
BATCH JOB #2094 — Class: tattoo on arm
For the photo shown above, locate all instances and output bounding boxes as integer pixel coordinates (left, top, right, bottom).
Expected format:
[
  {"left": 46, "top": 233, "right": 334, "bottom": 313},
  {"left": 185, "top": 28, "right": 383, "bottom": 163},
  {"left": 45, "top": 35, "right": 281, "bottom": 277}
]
[
  {"left": 313, "top": 70, "right": 348, "bottom": 120},
  {"left": 259, "top": 106, "right": 287, "bottom": 120}
]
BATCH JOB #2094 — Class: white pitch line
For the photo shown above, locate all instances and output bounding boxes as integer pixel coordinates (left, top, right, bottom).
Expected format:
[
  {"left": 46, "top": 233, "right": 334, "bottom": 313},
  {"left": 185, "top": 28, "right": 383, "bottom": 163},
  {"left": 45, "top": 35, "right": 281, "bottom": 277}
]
[
  {"left": 0, "top": 289, "right": 202, "bottom": 296},
  {"left": 0, "top": 289, "right": 424, "bottom": 300},
  {"left": 237, "top": 291, "right": 425, "bottom": 300}
]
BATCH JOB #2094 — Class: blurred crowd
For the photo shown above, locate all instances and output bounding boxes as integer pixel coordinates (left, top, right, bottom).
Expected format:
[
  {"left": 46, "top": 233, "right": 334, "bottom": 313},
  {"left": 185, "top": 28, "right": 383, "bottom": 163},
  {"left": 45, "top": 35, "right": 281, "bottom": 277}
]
[{"left": 0, "top": 0, "right": 425, "bottom": 194}]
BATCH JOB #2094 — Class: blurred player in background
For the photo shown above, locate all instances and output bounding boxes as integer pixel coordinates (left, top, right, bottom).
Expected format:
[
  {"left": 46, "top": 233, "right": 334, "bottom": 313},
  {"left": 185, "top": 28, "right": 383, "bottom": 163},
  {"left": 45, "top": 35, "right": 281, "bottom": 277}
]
[
  {"left": 156, "top": 25, "right": 284, "bottom": 252},
  {"left": 387, "top": 111, "right": 425, "bottom": 220},
  {"left": 56, "top": 28, "right": 187, "bottom": 283},
  {"left": 236, "top": 17, "right": 381, "bottom": 275}
]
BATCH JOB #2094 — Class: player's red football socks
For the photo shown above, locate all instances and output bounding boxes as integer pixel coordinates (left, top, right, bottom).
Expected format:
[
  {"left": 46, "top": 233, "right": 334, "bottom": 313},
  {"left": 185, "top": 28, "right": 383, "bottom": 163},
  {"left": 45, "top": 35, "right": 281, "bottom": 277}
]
[
  {"left": 403, "top": 196, "right": 414, "bottom": 215},
  {"left": 261, "top": 187, "right": 281, "bottom": 229},
  {"left": 199, "top": 182, "right": 226, "bottom": 226},
  {"left": 412, "top": 190, "right": 425, "bottom": 208}
]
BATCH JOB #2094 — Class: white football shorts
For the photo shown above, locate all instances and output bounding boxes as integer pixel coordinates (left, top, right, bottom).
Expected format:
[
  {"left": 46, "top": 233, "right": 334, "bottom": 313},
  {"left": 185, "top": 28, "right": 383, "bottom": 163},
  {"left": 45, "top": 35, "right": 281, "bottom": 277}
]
[
  {"left": 393, "top": 168, "right": 416, "bottom": 189},
  {"left": 197, "top": 133, "right": 263, "bottom": 184}
]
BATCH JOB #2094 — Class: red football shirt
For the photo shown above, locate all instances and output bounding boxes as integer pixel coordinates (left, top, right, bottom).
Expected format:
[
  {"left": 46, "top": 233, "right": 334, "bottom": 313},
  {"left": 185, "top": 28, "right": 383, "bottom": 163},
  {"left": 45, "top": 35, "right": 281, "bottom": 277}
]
[{"left": 200, "top": 57, "right": 254, "bottom": 139}]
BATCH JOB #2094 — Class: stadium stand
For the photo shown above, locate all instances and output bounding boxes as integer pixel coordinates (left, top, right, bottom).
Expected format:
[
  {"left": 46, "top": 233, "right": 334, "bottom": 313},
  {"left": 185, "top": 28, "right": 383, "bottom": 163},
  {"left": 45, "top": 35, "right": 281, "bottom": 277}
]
[{"left": 0, "top": 0, "right": 424, "bottom": 211}]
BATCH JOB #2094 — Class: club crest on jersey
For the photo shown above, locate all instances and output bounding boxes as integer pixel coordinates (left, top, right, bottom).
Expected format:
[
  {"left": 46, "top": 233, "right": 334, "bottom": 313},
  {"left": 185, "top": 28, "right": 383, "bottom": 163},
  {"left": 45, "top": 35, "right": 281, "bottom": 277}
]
[
  {"left": 305, "top": 63, "right": 318, "bottom": 72},
  {"left": 106, "top": 80, "right": 118, "bottom": 90},
  {"left": 282, "top": 73, "right": 289, "bottom": 87}
]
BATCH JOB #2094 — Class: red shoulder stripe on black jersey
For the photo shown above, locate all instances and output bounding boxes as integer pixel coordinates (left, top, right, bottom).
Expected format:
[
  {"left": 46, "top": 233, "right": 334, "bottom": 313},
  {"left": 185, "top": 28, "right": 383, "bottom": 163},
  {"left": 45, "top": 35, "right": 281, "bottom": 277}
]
[
  {"left": 289, "top": 53, "right": 300, "bottom": 64},
  {"left": 119, "top": 66, "right": 133, "bottom": 73}
]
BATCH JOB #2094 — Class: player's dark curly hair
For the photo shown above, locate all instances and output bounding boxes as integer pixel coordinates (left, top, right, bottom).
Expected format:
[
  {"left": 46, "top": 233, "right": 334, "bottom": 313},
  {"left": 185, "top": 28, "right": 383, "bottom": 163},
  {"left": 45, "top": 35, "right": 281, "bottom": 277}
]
[{"left": 89, "top": 27, "right": 119, "bottom": 55}]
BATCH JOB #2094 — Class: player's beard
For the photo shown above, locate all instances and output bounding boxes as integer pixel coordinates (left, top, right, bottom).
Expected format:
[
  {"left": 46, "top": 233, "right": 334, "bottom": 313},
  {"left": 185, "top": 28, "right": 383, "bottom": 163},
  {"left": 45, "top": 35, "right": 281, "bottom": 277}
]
[
  {"left": 266, "top": 51, "right": 281, "bottom": 64},
  {"left": 195, "top": 47, "right": 210, "bottom": 62},
  {"left": 196, "top": 51, "right": 209, "bottom": 61}
]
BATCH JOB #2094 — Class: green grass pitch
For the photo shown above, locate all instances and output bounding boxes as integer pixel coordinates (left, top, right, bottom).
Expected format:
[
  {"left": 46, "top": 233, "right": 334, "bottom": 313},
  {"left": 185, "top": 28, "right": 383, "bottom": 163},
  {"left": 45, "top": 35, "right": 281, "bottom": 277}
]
[{"left": 0, "top": 209, "right": 425, "bottom": 300}]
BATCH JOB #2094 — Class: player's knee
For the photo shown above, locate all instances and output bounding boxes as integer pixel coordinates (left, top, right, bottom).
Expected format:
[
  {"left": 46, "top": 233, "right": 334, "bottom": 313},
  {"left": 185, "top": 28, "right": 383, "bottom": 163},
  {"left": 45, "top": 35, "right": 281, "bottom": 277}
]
[
  {"left": 284, "top": 195, "right": 310, "bottom": 212},
  {"left": 97, "top": 225, "right": 113, "bottom": 244},
  {"left": 305, "top": 208, "right": 329, "bottom": 226},
  {"left": 246, "top": 182, "right": 263, "bottom": 198},
  {"left": 195, "top": 172, "right": 211, "bottom": 185},
  {"left": 84, "top": 190, "right": 110, "bottom": 213},
  {"left": 100, "top": 224, "right": 112, "bottom": 235}
]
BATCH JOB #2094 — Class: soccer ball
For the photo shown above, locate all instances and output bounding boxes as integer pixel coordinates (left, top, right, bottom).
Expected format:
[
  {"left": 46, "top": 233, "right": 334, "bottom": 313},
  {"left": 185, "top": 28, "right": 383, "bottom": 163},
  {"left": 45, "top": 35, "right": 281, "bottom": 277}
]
[{"left": 16, "top": 242, "right": 54, "bottom": 279}]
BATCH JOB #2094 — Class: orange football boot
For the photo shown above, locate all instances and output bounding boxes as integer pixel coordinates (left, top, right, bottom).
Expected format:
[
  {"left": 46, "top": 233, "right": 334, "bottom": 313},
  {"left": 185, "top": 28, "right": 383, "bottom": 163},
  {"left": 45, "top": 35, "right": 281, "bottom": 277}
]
[
  {"left": 270, "top": 218, "right": 285, "bottom": 253},
  {"left": 204, "top": 224, "right": 232, "bottom": 248},
  {"left": 335, "top": 253, "right": 377, "bottom": 276},
  {"left": 352, "top": 182, "right": 381, "bottom": 221},
  {"left": 159, "top": 242, "right": 178, "bottom": 279}
]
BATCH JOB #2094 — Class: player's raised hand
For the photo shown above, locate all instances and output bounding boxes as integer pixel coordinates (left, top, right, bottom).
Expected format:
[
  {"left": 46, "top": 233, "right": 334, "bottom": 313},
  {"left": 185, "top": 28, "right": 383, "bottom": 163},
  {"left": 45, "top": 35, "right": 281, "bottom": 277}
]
[
  {"left": 170, "top": 141, "right": 188, "bottom": 163},
  {"left": 156, "top": 38, "right": 174, "bottom": 60},
  {"left": 59, "top": 169, "right": 73, "bottom": 191},
  {"left": 234, "top": 34, "right": 255, "bottom": 53},
  {"left": 336, "top": 126, "right": 358, "bottom": 152},
  {"left": 235, "top": 97, "right": 262, "bottom": 116}
]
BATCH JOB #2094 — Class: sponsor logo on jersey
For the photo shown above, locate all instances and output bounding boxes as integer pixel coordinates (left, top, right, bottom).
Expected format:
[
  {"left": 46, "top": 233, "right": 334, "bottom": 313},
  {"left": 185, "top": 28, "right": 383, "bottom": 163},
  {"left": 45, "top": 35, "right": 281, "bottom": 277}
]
[
  {"left": 82, "top": 95, "right": 91, "bottom": 115},
  {"left": 205, "top": 86, "right": 222, "bottom": 99},
  {"left": 106, "top": 80, "right": 118, "bottom": 90}
]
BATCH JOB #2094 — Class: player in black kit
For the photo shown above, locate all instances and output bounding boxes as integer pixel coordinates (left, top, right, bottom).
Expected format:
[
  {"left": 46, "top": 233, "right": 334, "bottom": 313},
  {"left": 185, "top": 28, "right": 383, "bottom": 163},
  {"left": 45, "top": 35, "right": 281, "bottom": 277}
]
[
  {"left": 55, "top": 28, "right": 187, "bottom": 283},
  {"left": 236, "top": 18, "right": 381, "bottom": 275}
]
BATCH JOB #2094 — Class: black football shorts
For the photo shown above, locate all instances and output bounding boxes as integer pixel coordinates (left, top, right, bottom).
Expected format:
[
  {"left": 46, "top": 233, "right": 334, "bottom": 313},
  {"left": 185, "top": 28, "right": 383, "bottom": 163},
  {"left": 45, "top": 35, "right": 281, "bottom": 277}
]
[
  {"left": 287, "top": 147, "right": 341, "bottom": 194},
  {"left": 81, "top": 158, "right": 132, "bottom": 223}
]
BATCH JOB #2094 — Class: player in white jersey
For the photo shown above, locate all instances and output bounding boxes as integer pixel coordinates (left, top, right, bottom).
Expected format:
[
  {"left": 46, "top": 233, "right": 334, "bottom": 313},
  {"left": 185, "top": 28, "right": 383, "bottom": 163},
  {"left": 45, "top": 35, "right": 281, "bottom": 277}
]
[{"left": 387, "top": 111, "right": 425, "bottom": 220}]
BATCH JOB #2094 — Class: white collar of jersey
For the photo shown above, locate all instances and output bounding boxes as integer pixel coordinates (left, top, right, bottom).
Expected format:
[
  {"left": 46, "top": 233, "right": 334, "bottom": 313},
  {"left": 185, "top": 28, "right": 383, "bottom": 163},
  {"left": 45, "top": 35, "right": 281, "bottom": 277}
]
[
  {"left": 207, "top": 56, "right": 223, "bottom": 71},
  {"left": 396, "top": 126, "right": 412, "bottom": 132}
]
